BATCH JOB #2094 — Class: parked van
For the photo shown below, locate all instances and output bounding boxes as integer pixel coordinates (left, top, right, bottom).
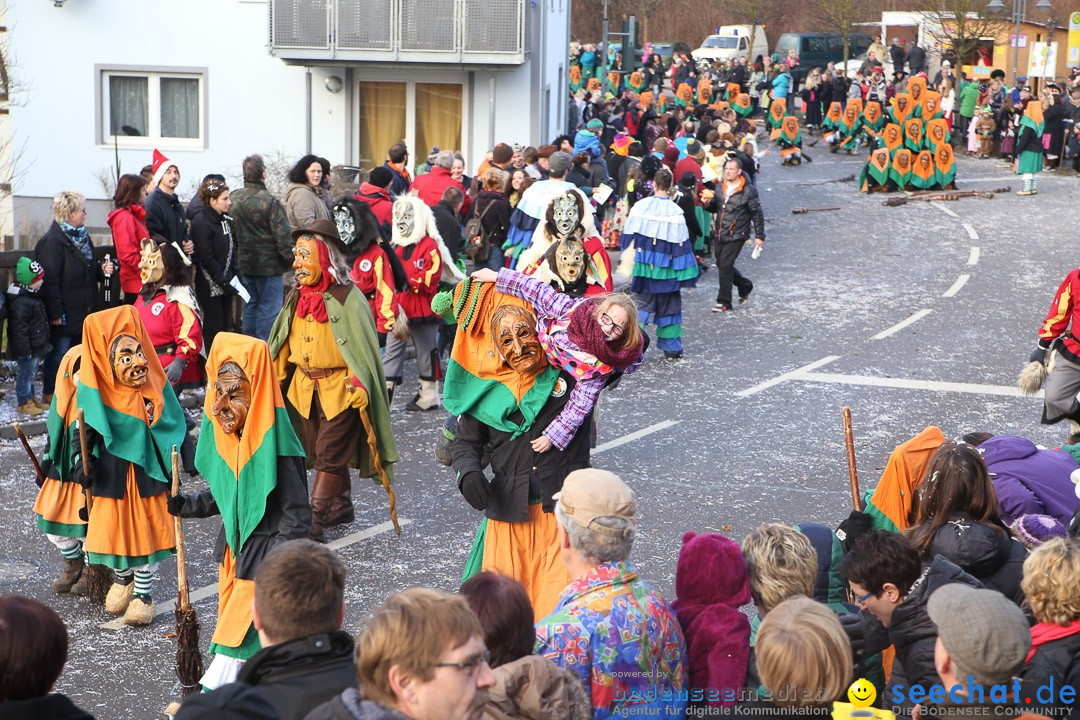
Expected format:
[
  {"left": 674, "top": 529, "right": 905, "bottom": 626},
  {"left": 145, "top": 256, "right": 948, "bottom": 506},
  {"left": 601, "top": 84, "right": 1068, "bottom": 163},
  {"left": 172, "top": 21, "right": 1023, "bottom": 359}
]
[
  {"left": 692, "top": 25, "right": 769, "bottom": 63},
  {"left": 773, "top": 32, "right": 873, "bottom": 87}
]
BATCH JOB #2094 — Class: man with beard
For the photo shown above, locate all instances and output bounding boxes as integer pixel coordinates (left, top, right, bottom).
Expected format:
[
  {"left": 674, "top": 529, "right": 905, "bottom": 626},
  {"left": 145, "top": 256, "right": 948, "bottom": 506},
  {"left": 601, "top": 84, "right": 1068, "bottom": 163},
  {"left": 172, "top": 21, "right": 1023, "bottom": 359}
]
[
  {"left": 72, "top": 305, "right": 189, "bottom": 626},
  {"left": 144, "top": 150, "right": 194, "bottom": 256},
  {"left": 167, "top": 334, "right": 311, "bottom": 689},
  {"left": 267, "top": 220, "right": 399, "bottom": 542}
]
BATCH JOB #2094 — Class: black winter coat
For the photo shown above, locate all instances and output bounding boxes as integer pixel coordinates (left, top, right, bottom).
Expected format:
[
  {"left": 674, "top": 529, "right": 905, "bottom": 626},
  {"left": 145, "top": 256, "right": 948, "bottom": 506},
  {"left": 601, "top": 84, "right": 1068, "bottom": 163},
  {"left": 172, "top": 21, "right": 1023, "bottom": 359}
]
[
  {"left": 189, "top": 204, "right": 238, "bottom": 297},
  {"left": 237, "top": 631, "right": 357, "bottom": 720},
  {"left": 431, "top": 201, "right": 464, "bottom": 261},
  {"left": 865, "top": 556, "right": 983, "bottom": 709},
  {"left": 0, "top": 694, "right": 95, "bottom": 720},
  {"left": 471, "top": 190, "right": 512, "bottom": 247},
  {"left": 34, "top": 221, "right": 103, "bottom": 339},
  {"left": 926, "top": 513, "right": 1027, "bottom": 604},
  {"left": 704, "top": 173, "right": 765, "bottom": 244},
  {"left": 6, "top": 286, "right": 51, "bottom": 358},
  {"left": 1021, "top": 630, "right": 1080, "bottom": 718},
  {"left": 145, "top": 188, "right": 187, "bottom": 246},
  {"left": 452, "top": 370, "right": 593, "bottom": 523},
  {"left": 174, "top": 455, "right": 311, "bottom": 580},
  {"left": 905, "top": 45, "right": 927, "bottom": 74},
  {"left": 304, "top": 690, "right": 410, "bottom": 720}
]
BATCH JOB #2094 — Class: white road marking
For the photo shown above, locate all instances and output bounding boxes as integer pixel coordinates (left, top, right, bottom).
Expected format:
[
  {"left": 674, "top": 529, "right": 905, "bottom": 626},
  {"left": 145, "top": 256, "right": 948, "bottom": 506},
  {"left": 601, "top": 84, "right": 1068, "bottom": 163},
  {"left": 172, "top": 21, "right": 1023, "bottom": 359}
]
[
  {"left": 871, "top": 309, "right": 933, "bottom": 340},
  {"left": 943, "top": 274, "right": 971, "bottom": 298},
  {"left": 967, "top": 246, "right": 980, "bottom": 265},
  {"left": 931, "top": 202, "right": 959, "bottom": 218},
  {"left": 797, "top": 371, "right": 1041, "bottom": 398},
  {"left": 594, "top": 420, "right": 681, "bottom": 454},
  {"left": 99, "top": 518, "right": 411, "bottom": 630},
  {"left": 962, "top": 223, "right": 979, "bottom": 240},
  {"left": 735, "top": 355, "right": 841, "bottom": 397}
]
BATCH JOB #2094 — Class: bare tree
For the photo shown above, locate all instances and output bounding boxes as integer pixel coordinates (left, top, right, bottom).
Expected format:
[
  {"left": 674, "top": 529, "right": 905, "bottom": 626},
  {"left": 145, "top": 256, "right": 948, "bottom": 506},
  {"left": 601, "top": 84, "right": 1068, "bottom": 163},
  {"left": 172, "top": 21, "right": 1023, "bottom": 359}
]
[
  {"left": 632, "top": 0, "right": 666, "bottom": 42},
  {"left": 914, "top": 0, "right": 1004, "bottom": 66},
  {"left": 813, "top": 0, "right": 869, "bottom": 65}
]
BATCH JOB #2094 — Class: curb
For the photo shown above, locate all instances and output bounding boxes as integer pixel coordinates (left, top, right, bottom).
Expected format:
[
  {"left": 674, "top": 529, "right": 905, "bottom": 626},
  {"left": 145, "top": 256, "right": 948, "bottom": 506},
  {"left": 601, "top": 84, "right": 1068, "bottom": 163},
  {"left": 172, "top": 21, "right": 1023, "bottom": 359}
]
[{"left": 2, "top": 419, "right": 47, "bottom": 439}]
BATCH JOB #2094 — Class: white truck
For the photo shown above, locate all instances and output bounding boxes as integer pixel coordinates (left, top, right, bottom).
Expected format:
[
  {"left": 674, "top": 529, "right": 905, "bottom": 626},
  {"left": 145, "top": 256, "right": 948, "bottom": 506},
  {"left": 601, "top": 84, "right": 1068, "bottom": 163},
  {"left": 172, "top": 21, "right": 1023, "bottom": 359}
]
[{"left": 692, "top": 25, "right": 770, "bottom": 63}]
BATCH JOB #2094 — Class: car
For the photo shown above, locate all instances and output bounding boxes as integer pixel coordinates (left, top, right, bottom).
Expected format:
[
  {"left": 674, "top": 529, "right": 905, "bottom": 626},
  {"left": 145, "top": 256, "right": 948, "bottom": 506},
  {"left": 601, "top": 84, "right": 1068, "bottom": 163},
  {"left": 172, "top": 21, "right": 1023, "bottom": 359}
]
[
  {"left": 692, "top": 25, "right": 769, "bottom": 63},
  {"left": 774, "top": 32, "right": 873, "bottom": 88}
]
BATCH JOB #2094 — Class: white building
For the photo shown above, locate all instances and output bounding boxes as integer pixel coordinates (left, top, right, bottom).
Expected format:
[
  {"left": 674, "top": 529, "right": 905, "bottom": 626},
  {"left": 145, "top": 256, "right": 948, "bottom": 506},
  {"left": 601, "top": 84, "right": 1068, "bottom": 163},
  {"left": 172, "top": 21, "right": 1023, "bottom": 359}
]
[{"left": 5, "top": 0, "right": 569, "bottom": 246}]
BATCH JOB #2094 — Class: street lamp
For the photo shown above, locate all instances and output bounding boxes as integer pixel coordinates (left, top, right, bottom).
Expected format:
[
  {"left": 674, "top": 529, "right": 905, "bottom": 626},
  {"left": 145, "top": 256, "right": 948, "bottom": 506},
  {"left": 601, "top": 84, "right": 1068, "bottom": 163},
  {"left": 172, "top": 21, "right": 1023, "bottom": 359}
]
[{"left": 987, "top": 0, "right": 1053, "bottom": 83}]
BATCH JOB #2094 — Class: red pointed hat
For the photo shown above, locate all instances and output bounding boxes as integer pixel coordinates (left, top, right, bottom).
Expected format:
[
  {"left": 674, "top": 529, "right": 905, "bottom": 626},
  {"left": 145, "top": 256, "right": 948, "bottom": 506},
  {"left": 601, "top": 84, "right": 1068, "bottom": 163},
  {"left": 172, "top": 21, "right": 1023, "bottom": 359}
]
[{"left": 151, "top": 149, "right": 178, "bottom": 189}]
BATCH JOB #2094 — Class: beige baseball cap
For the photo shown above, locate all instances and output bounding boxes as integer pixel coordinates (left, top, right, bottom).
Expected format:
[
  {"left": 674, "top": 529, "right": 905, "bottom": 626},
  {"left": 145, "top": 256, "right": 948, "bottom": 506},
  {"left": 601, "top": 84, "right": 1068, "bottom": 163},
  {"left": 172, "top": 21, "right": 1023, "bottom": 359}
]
[{"left": 554, "top": 469, "right": 637, "bottom": 537}]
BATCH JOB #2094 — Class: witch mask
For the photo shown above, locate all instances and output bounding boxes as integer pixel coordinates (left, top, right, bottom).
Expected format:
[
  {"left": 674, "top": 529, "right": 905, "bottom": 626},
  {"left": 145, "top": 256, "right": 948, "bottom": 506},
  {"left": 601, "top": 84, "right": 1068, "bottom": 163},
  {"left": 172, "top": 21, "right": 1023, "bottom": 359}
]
[
  {"left": 139, "top": 238, "right": 164, "bottom": 286},
  {"left": 394, "top": 200, "right": 415, "bottom": 239},
  {"left": 110, "top": 334, "right": 149, "bottom": 389},
  {"left": 292, "top": 235, "right": 323, "bottom": 287},
  {"left": 211, "top": 361, "right": 250, "bottom": 436},
  {"left": 491, "top": 305, "right": 544, "bottom": 375},
  {"left": 551, "top": 192, "right": 581, "bottom": 238}
]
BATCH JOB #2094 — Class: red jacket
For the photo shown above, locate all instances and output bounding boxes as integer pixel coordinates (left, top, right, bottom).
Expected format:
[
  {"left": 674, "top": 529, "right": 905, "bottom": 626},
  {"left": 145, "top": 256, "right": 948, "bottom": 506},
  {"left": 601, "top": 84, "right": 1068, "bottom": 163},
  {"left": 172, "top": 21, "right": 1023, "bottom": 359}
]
[
  {"left": 354, "top": 183, "right": 394, "bottom": 230},
  {"left": 673, "top": 156, "right": 703, "bottom": 194},
  {"left": 410, "top": 167, "right": 471, "bottom": 214},
  {"left": 350, "top": 243, "right": 398, "bottom": 334},
  {"left": 135, "top": 288, "right": 204, "bottom": 387},
  {"left": 394, "top": 236, "right": 441, "bottom": 320},
  {"left": 1039, "top": 268, "right": 1080, "bottom": 363},
  {"left": 108, "top": 205, "right": 150, "bottom": 294}
]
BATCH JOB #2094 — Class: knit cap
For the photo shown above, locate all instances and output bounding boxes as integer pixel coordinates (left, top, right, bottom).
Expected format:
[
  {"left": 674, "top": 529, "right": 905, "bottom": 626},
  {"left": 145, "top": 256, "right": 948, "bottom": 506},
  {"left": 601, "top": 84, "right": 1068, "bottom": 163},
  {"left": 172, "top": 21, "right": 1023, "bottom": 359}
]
[
  {"left": 16, "top": 257, "right": 44, "bottom": 286},
  {"left": 368, "top": 166, "right": 393, "bottom": 188},
  {"left": 1012, "top": 514, "right": 1066, "bottom": 549},
  {"left": 586, "top": 118, "right": 604, "bottom": 131}
]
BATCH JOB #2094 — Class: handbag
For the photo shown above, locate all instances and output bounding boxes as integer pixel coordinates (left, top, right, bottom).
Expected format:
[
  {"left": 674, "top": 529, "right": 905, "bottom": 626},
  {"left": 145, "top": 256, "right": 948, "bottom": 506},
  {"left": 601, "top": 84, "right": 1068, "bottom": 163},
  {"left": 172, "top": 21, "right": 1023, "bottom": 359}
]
[{"left": 463, "top": 198, "right": 495, "bottom": 264}]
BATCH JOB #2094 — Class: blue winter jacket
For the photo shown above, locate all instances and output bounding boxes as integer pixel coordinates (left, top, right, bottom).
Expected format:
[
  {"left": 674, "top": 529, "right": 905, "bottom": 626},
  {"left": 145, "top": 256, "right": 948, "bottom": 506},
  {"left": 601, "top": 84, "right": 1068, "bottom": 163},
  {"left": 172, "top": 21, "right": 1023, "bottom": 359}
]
[
  {"left": 980, "top": 435, "right": 1080, "bottom": 526},
  {"left": 771, "top": 72, "right": 792, "bottom": 100},
  {"left": 573, "top": 129, "right": 604, "bottom": 158}
]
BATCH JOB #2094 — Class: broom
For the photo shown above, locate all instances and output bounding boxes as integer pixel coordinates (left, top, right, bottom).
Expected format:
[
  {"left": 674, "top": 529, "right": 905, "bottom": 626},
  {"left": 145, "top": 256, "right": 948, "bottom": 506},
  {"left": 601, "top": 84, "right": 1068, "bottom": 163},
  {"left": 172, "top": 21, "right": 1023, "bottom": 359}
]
[
  {"left": 75, "top": 408, "right": 112, "bottom": 605},
  {"left": 171, "top": 446, "right": 203, "bottom": 698},
  {"left": 1018, "top": 347, "right": 1051, "bottom": 396},
  {"left": 843, "top": 406, "right": 863, "bottom": 512}
]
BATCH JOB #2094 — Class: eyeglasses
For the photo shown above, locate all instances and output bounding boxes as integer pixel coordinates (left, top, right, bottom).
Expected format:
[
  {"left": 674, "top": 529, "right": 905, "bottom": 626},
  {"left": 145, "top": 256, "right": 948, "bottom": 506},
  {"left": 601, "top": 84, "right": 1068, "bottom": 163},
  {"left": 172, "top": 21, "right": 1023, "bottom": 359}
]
[
  {"left": 599, "top": 312, "right": 625, "bottom": 337},
  {"left": 433, "top": 650, "right": 491, "bottom": 677},
  {"left": 846, "top": 587, "right": 874, "bottom": 606}
]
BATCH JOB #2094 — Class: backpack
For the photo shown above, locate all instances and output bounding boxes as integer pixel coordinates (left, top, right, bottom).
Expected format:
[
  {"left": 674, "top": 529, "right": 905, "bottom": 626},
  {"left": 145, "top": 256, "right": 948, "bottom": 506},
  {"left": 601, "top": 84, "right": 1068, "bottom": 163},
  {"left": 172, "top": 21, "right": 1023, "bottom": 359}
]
[{"left": 463, "top": 198, "right": 495, "bottom": 264}]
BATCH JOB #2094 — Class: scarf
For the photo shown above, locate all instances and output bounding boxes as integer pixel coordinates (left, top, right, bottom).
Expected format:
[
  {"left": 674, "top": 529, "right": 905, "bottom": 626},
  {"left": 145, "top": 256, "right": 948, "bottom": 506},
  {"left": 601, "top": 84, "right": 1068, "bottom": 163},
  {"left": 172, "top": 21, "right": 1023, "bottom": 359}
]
[
  {"left": 128, "top": 204, "right": 147, "bottom": 222},
  {"left": 60, "top": 221, "right": 94, "bottom": 261},
  {"left": 1026, "top": 620, "right": 1080, "bottom": 663},
  {"left": 566, "top": 297, "right": 644, "bottom": 370},
  {"left": 294, "top": 239, "right": 333, "bottom": 322}
]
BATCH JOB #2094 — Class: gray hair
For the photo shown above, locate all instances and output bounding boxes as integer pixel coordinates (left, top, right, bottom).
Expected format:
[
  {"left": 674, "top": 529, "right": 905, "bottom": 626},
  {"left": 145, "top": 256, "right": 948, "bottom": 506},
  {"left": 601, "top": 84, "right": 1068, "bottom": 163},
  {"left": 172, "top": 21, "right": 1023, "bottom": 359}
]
[
  {"left": 435, "top": 150, "right": 455, "bottom": 170},
  {"left": 554, "top": 503, "right": 634, "bottom": 565},
  {"left": 52, "top": 191, "right": 85, "bottom": 224}
]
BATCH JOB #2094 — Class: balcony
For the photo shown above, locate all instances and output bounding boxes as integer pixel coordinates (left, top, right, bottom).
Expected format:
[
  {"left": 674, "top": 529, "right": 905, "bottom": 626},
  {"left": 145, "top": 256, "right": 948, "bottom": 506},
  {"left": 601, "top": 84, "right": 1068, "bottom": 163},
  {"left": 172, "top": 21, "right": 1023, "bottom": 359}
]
[{"left": 270, "top": 0, "right": 530, "bottom": 65}]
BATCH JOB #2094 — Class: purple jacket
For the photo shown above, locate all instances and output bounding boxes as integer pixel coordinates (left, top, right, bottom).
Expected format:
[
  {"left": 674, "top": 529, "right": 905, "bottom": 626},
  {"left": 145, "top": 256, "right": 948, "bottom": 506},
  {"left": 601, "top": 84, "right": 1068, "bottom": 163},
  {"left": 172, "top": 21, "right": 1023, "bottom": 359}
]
[{"left": 979, "top": 435, "right": 1080, "bottom": 526}]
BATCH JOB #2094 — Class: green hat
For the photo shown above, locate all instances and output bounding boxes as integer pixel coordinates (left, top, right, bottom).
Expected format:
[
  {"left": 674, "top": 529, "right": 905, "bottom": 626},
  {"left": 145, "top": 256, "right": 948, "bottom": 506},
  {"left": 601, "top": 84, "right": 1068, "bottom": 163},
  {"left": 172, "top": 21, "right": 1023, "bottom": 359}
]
[
  {"left": 16, "top": 257, "right": 43, "bottom": 286},
  {"left": 586, "top": 118, "right": 604, "bottom": 131}
]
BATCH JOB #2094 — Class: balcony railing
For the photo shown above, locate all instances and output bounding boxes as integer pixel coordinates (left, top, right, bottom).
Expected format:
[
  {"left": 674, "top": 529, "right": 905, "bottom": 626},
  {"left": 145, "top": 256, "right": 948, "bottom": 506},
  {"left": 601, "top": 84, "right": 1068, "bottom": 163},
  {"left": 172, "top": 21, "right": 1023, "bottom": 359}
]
[{"left": 270, "top": 0, "right": 529, "bottom": 64}]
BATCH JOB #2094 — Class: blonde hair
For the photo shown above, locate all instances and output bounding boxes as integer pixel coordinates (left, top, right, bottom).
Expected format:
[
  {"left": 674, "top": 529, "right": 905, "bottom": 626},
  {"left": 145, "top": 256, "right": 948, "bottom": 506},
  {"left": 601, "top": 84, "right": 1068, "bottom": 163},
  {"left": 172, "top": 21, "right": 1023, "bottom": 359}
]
[
  {"left": 52, "top": 191, "right": 85, "bottom": 224},
  {"left": 356, "top": 587, "right": 483, "bottom": 707},
  {"left": 741, "top": 523, "right": 817, "bottom": 613},
  {"left": 757, "top": 597, "right": 852, "bottom": 708},
  {"left": 1021, "top": 537, "right": 1080, "bottom": 626},
  {"left": 481, "top": 168, "right": 506, "bottom": 192},
  {"left": 594, "top": 293, "right": 642, "bottom": 353}
]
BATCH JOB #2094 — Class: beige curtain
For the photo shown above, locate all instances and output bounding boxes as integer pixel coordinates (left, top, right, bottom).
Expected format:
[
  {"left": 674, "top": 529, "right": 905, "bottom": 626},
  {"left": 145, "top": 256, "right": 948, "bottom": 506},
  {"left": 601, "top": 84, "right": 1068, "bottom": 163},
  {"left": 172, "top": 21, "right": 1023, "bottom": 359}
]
[
  {"left": 415, "top": 83, "right": 462, "bottom": 158},
  {"left": 358, "top": 81, "right": 406, "bottom": 170}
]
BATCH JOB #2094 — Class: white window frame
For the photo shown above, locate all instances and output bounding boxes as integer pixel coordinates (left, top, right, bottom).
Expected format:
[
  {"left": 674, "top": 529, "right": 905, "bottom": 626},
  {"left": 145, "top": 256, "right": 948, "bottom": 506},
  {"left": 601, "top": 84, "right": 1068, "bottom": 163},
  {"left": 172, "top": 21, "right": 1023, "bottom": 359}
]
[{"left": 95, "top": 65, "right": 209, "bottom": 150}]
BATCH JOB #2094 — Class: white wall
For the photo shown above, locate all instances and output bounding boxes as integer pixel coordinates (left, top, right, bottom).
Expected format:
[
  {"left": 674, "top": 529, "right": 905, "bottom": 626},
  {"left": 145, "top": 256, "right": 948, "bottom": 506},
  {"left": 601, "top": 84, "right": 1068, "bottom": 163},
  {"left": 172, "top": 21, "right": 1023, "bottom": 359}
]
[{"left": 10, "top": 0, "right": 307, "bottom": 227}]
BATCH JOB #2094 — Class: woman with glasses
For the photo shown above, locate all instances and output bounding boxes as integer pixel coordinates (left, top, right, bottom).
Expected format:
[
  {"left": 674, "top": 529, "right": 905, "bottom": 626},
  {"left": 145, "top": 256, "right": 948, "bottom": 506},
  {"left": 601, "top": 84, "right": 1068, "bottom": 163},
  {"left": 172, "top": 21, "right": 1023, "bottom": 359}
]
[{"left": 471, "top": 264, "right": 644, "bottom": 455}]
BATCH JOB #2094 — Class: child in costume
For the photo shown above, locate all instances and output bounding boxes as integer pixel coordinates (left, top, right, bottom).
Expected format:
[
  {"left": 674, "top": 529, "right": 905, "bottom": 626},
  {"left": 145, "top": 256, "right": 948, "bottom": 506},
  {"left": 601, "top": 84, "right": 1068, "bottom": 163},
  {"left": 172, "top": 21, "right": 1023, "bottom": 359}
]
[
  {"left": 168, "top": 333, "right": 311, "bottom": 689},
  {"left": 7, "top": 257, "right": 51, "bottom": 415},
  {"left": 777, "top": 116, "right": 804, "bottom": 165},
  {"left": 72, "top": 305, "right": 189, "bottom": 626},
  {"left": 470, "top": 266, "right": 644, "bottom": 453},
  {"left": 33, "top": 345, "right": 87, "bottom": 593},
  {"left": 134, "top": 237, "right": 204, "bottom": 391},
  {"left": 335, "top": 197, "right": 399, "bottom": 347}
]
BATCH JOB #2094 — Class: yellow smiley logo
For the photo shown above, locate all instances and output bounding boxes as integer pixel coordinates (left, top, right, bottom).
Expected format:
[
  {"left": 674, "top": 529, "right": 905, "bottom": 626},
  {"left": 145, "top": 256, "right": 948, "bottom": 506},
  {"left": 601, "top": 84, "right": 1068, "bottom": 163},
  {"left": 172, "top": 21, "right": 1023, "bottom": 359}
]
[{"left": 848, "top": 678, "right": 876, "bottom": 708}]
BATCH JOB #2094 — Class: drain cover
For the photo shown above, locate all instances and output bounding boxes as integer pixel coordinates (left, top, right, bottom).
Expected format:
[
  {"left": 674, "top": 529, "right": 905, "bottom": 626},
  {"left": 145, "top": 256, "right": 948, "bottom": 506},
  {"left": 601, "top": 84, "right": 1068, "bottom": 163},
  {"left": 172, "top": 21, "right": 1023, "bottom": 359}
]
[{"left": 0, "top": 557, "right": 40, "bottom": 581}]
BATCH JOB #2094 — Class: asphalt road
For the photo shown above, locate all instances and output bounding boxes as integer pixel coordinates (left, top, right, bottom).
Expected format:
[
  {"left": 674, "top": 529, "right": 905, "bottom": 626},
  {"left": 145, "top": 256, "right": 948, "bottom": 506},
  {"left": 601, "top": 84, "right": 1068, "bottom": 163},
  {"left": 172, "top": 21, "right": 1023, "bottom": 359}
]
[{"left": 1, "top": 147, "right": 1076, "bottom": 718}]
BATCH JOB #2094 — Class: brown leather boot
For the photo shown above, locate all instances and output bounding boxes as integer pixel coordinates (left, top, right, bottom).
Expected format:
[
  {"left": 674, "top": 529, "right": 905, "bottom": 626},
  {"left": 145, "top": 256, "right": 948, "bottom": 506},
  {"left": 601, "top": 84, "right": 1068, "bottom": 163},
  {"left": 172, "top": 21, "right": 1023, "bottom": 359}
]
[
  {"left": 326, "top": 472, "right": 354, "bottom": 527},
  {"left": 308, "top": 471, "right": 342, "bottom": 543},
  {"left": 52, "top": 555, "right": 84, "bottom": 594}
]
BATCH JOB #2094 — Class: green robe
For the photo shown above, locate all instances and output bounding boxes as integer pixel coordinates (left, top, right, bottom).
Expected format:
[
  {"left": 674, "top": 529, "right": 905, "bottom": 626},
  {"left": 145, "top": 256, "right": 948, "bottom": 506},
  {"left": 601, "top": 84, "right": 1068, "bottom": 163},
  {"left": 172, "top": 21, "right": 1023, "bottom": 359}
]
[
  {"left": 1016, "top": 116, "right": 1045, "bottom": 175},
  {"left": 268, "top": 284, "right": 399, "bottom": 481}
]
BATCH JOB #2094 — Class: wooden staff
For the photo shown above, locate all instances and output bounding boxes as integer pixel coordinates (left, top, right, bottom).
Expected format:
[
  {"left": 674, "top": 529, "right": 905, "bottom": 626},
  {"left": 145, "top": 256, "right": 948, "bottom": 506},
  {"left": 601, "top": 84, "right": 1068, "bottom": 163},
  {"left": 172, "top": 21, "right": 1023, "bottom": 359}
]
[
  {"left": 843, "top": 406, "right": 863, "bottom": 511},
  {"left": 171, "top": 445, "right": 202, "bottom": 698},
  {"left": 77, "top": 409, "right": 93, "bottom": 518},
  {"left": 13, "top": 422, "right": 45, "bottom": 487}
]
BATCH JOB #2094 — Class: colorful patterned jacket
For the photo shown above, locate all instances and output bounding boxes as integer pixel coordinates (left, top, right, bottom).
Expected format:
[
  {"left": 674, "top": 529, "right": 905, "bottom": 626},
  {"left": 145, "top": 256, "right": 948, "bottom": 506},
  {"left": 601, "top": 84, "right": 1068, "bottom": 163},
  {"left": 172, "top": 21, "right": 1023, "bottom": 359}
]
[
  {"left": 1038, "top": 268, "right": 1080, "bottom": 364},
  {"left": 535, "top": 561, "right": 689, "bottom": 720}
]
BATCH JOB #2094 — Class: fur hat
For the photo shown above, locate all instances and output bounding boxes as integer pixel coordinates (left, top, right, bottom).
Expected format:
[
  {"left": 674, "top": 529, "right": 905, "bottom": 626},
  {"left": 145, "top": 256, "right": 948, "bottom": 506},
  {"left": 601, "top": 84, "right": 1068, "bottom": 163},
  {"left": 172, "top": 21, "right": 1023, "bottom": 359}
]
[{"left": 1011, "top": 514, "right": 1066, "bottom": 549}]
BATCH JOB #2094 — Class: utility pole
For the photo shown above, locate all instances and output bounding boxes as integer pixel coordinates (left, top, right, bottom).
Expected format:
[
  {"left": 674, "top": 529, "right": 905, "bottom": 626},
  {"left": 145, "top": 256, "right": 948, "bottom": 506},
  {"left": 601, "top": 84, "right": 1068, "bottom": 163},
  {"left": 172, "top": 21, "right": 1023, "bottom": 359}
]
[{"left": 601, "top": 0, "right": 610, "bottom": 94}]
